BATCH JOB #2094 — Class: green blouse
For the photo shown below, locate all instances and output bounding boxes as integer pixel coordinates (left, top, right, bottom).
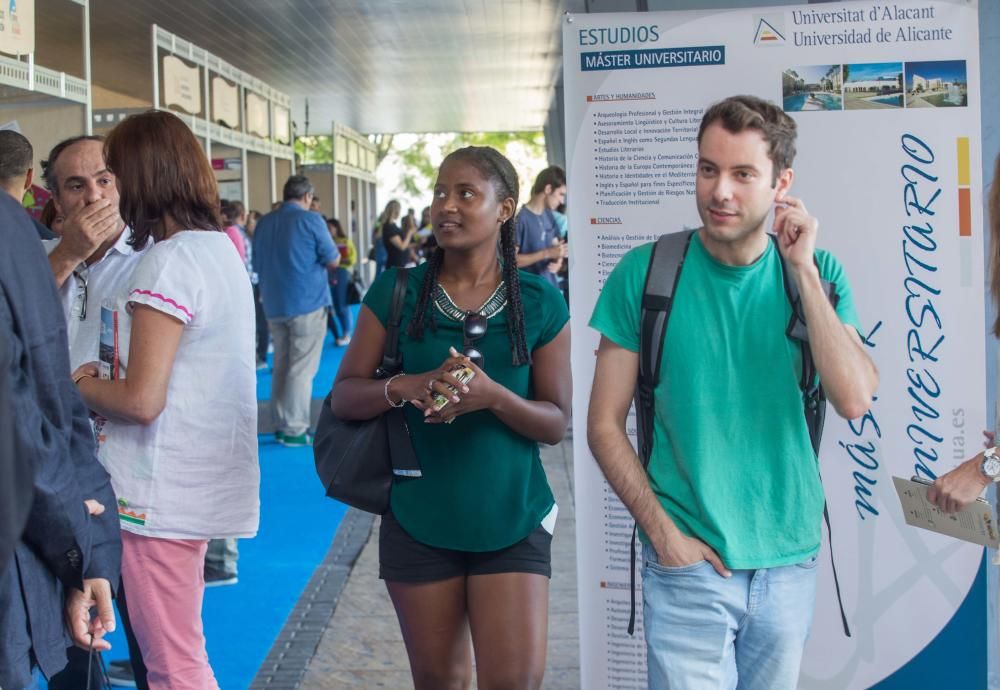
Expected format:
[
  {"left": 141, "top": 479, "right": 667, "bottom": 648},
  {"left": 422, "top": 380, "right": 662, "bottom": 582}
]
[{"left": 363, "top": 264, "right": 569, "bottom": 551}]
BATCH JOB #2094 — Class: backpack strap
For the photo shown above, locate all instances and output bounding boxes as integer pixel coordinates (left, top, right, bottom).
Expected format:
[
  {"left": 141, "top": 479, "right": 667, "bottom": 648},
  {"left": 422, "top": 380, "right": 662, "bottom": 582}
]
[
  {"left": 771, "top": 236, "right": 851, "bottom": 638},
  {"left": 627, "top": 233, "right": 852, "bottom": 638},
  {"left": 773, "top": 234, "right": 838, "bottom": 438},
  {"left": 628, "top": 230, "right": 694, "bottom": 636},
  {"left": 635, "top": 230, "right": 695, "bottom": 466},
  {"left": 376, "top": 268, "right": 423, "bottom": 479},
  {"left": 376, "top": 268, "right": 409, "bottom": 377}
]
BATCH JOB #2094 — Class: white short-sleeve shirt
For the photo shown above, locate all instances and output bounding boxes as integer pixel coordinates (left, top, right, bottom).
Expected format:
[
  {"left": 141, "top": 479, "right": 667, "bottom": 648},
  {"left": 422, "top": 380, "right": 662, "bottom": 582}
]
[
  {"left": 100, "top": 230, "right": 260, "bottom": 539},
  {"left": 42, "top": 229, "right": 151, "bottom": 370}
]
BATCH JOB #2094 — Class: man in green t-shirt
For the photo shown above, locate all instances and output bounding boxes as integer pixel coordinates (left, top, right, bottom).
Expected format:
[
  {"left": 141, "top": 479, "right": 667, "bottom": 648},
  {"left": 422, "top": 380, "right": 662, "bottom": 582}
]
[{"left": 587, "top": 95, "right": 879, "bottom": 690}]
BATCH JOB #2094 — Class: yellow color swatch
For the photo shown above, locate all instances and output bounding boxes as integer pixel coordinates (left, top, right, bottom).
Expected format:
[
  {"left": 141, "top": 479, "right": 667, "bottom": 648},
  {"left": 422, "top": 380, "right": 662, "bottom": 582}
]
[{"left": 957, "top": 137, "right": 970, "bottom": 187}]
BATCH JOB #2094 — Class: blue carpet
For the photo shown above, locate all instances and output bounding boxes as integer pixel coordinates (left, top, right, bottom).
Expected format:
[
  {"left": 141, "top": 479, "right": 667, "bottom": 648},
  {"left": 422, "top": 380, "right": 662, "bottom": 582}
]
[{"left": 71, "top": 328, "right": 352, "bottom": 689}]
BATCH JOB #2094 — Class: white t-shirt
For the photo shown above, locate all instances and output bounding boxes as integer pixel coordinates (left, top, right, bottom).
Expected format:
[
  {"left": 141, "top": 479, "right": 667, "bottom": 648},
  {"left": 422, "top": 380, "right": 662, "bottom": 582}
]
[
  {"left": 100, "top": 230, "right": 260, "bottom": 539},
  {"left": 43, "top": 229, "right": 150, "bottom": 370}
]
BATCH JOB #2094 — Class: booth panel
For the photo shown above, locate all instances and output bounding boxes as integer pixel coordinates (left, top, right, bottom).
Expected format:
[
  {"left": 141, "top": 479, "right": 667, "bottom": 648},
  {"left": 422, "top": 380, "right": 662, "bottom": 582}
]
[
  {"left": 274, "top": 158, "right": 292, "bottom": 198},
  {"left": 34, "top": 0, "right": 85, "bottom": 79},
  {"left": 246, "top": 152, "right": 272, "bottom": 212},
  {"left": 92, "top": 85, "right": 152, "bottom": 111},
  {"left": 336, "top": 174, "right": 349, "bottom": 228},
  {"left": 304, "top": 167, "right": 333, "bottom": 217},
  {"left": 212, "top": 143, "right": 243, "bottom": 202},
  {"left": 350, "top": 178, "right": 367, "bottom": 235},
  {"left": 0, "top": 99, "right": 86, "bottom": 175}
]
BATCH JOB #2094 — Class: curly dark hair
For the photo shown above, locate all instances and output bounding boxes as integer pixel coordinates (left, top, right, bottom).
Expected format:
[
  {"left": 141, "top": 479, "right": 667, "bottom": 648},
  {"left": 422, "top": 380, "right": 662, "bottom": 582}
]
[{"left": 407, "top": 146, "right": 531, "bottom": 366}]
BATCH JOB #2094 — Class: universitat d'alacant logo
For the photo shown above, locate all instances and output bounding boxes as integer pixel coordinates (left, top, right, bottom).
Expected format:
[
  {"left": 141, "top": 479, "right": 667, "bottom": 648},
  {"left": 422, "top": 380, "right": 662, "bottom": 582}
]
[{"left": 753, "top": 15, "right": 786, "bottom": 46}]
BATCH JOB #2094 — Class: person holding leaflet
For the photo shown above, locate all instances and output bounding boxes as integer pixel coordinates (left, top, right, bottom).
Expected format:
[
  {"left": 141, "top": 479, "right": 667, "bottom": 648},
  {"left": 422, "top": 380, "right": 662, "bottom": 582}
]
[{"left": 928, "top": 154, "right": 1000, "bottom": 514}]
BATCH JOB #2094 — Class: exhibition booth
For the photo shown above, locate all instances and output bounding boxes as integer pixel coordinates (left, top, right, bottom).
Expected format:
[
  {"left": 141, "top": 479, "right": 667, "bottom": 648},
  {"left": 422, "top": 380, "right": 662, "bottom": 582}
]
[
  {"left": 301, "top": 122, "right": 378, "bottom": 282},
  {"left": 0, "top": 0, "right": 91, "bottom": 213},
  {"left": 151, "top": 24, "right": 293, "bottom": 210}
]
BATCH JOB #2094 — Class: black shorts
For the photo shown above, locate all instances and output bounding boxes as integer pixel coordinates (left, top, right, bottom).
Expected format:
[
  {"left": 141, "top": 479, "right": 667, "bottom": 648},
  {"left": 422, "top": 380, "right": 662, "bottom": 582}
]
[{"left": 378, "top": 511, "right": 553, "bottom": 583}]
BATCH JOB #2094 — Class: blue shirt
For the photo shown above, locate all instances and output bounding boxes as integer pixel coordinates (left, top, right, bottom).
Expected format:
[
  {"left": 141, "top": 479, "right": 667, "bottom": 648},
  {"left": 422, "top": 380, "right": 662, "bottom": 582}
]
[
  {"left": 253, "top": 202, "right": 336, "bottom": 319},
  {"left": 515, "top": 206, "right": 559, "bottom": 288}
]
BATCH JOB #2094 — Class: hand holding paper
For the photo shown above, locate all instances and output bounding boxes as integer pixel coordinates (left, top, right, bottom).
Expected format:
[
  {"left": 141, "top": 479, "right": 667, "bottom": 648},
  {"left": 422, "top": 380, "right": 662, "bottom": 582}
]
[{"left": 893, "top": 476, "right": 998, "bottom": 549}]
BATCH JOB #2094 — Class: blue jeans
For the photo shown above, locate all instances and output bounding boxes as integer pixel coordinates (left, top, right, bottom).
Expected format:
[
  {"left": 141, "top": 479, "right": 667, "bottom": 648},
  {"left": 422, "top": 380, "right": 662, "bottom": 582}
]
[
  {"left": 327, "top": 268, "right": 353, "bottom": 339},
  {"left": 23, "top": 668, "right": 41, "bottom": 689},
  {"left": 642, "top": 543, "right": 818, "bottom": 690}
]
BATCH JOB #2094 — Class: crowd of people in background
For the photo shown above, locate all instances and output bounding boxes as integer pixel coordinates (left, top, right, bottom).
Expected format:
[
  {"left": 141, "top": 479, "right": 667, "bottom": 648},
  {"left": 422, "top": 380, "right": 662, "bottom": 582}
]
[
  {"left": 371, "top": 166, "right": 572, "bottom": 305},
  {"left": 0, "top": 111, "right": 574, "bottom": 688},
  {"left": 0, "top": 116, "right": 372, "bottom": 688},
  {"left": 6, "top": 91, "right": 1000, "bottom": 690}
]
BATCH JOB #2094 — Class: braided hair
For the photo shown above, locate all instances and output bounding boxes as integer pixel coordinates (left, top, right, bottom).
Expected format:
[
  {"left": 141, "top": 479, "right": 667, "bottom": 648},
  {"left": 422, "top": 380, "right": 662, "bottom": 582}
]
[{"left": 408, "top": 146, "right": 531, "bottom": 366}]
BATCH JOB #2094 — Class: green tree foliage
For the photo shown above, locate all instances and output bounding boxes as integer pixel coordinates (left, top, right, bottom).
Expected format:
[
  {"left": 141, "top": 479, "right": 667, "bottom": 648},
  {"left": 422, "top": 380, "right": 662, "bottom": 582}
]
[
  {"left": 397, "top": 138, "right": 439, "bottom": 197},
  {"left": 295, "top": 130, "right": 547, "bottom": 202},
  {"left": 392, "top": 131, "right": 545, "bottom": 200},
  {"left": 457, "top": 132, "right": 545, "bottom": 153},
  {"left": 295, "top": 135, "right": 333, "bottom": 165},
  {"left": 369, "top": 133, "right": 395, "bottom": 165}
]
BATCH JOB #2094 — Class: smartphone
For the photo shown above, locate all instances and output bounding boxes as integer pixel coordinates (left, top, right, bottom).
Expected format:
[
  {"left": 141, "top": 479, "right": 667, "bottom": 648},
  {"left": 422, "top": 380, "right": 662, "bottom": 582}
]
[{"left": 431, "top": 365, "right": 476, "bottom": 413}]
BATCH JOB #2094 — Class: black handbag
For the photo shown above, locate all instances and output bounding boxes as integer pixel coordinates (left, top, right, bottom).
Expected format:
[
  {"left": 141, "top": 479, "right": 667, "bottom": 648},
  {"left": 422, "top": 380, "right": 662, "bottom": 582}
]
[
  {"left": 346, "top": 270, "right": 363, "bottom": 305},
  {"left": 313, "top": 268, "right": 420, "bottom": 514}
]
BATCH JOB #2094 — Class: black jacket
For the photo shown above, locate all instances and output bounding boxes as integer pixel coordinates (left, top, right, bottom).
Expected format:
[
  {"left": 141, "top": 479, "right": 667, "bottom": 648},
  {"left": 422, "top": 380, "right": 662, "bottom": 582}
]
[
  {"left": 0, "top": 333, "right": 32, "bottom": 573},
  {"left": 0, "top": 193, "right": 121, "bottom": 688}
]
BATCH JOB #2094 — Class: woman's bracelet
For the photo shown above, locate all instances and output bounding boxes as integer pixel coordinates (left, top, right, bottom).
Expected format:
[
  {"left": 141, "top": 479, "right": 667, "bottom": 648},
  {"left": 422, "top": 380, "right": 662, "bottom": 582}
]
[{"left": 384, "top": 373, "right": 406, "bottom": 408}]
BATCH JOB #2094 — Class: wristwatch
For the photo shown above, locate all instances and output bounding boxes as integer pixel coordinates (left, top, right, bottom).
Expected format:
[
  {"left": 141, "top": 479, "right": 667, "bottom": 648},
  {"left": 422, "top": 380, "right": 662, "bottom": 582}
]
[{"left": 980, "top": 447, "right": 1000, "bottom": 482}]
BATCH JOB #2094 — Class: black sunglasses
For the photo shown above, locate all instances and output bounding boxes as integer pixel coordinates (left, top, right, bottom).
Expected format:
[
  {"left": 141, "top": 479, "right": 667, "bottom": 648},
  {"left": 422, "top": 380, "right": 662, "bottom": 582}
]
[
  {"left": 463, "top": 312, "right": 487, "bottom": 368},
  {"left": 71, "top": 269, "right": 88, "bottom": 321}
]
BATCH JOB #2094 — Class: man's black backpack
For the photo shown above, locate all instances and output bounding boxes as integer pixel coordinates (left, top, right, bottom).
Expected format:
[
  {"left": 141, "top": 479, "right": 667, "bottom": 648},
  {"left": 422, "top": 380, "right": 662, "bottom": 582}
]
[{"left": 627, "top": 229, "right": 851, "bottom": 638}]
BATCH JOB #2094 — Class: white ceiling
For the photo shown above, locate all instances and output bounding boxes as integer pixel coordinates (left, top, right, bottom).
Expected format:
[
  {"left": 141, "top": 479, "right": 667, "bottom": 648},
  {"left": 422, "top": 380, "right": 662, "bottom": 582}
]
[{"left": 72, "top": 0, "right": 583, "bottom": 135}]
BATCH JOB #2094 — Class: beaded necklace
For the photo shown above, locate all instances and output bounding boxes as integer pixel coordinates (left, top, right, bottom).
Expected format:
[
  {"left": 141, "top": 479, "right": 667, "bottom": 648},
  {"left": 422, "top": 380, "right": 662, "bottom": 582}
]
[{"left": 433, "top": 281, "right": 508, "bottom": 321}]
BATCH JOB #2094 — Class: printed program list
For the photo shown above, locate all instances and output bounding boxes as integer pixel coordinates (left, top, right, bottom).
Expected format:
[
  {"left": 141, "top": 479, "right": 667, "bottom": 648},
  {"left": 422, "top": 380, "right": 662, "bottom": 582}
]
[{"left": 592, "top": 106, "right": 703, "bottom": 207}]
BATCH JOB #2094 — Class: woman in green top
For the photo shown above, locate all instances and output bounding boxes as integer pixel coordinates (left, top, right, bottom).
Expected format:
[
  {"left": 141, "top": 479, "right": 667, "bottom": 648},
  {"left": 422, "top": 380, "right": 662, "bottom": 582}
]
[
  {"left": 332, "top": 146, "right": 571, "bottom": 689},
  {"left": 327, "top": 217, "right": 356, "bottom": 346}
]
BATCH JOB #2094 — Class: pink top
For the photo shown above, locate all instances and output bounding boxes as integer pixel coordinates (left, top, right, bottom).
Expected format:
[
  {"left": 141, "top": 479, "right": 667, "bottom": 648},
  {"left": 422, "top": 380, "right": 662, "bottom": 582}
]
[{"left": 223, "top": 225, "right": 246, "bottom": 262}]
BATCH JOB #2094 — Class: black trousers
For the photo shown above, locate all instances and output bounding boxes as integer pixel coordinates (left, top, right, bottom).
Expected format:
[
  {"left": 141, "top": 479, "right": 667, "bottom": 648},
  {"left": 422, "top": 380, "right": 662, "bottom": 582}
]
[
  {"left": 48, "top": 578, "right": 149, "bottom": 690},
  {"left": 254, "top": 283, "right": 269, "bottom": 362}
]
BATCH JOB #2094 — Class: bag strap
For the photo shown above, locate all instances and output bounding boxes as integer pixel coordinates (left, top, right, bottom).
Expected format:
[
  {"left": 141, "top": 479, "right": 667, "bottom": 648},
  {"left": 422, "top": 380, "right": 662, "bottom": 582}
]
[
  {"left": 377, "top": 268, "right": 409, "bottom": 377},
  {"left": 772, "top": 236, "right": 851, "bottom": 638},
  {"left": 628, "top": 232, "right": 851, "bottom": 638},
  {"left": 635, "top": 230, "right": 694, "bottom": 467},
  {"left": 772, "top": 234, "right": 833, "bottom": 457},
  {"left": 628, "top": 230, "right": 693, "bottom": 636}
]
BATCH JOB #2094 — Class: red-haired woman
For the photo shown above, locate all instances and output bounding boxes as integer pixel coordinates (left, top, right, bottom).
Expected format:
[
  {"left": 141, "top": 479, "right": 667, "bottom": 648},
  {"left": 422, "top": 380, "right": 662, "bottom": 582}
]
[{"left": 72, "top": 110, "right": 259, "bottom": 689}]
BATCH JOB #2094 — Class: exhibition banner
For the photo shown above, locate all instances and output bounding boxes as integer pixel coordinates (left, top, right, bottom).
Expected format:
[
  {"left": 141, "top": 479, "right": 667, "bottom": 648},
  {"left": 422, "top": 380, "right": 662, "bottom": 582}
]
[
  {"left": 163, "top": 55, "right": 202, "bottom": 116},
  {"left": 564, "top": 2, "right": 986, "bottom": 688},
  {"left": 246, "top": 92, "right": 270, "bottom": 139},
  {"left": 212, "top": 76, "right": 240, "bottom": 129},
  {"left": 273, "top": 106, "right": 291, "bottom": 145},
  {"left": 0, "top": 0, "right": 34, "bottom": 56}
]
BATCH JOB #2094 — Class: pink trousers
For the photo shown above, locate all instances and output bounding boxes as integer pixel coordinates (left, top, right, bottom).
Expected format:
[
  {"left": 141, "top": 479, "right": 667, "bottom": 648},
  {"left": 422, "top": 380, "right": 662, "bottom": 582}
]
[{"left": 120, "top": 531, "right": 219, "bottom": 690}]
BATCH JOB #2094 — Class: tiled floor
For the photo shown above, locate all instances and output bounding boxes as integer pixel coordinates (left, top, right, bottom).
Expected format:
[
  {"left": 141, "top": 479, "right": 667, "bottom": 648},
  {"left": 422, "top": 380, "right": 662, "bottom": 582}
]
[{"left": 298, "top": 435, "right": 581, "bottom": 689}]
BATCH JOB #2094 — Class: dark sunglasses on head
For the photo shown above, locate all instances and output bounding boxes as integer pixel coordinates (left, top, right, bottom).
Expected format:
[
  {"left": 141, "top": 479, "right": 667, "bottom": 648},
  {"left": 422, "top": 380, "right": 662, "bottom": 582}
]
[{"left": 463, "top": 312, "right": 487, "bottom": 368}]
